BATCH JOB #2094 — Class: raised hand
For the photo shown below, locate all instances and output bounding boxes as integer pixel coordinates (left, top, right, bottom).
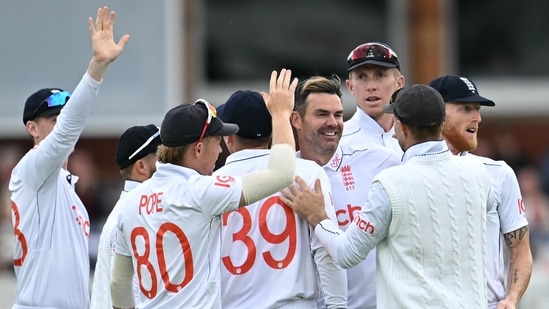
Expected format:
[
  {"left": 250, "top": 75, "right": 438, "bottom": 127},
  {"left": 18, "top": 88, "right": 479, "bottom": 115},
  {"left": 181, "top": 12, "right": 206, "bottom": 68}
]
[
  {"left": 261, "top": 69, "right": 298, "bottom": 119},
  {"left": 87, "top": 6, "right": 130, "bottom": 81}
]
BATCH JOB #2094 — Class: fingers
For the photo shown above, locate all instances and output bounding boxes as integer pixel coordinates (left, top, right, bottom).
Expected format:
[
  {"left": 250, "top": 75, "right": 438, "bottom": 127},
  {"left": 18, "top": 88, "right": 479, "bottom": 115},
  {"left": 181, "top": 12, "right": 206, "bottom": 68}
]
[
  {"left": 117, "top": 34, "right": 131, "bottom": 49},
  {"left": 313, "top": 178, "right": 322, "bottom": 194}
]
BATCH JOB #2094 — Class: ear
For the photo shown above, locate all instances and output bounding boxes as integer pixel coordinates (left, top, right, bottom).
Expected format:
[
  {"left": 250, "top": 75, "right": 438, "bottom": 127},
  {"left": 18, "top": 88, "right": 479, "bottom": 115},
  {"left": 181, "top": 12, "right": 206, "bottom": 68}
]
[
  {"left": 223, "top": 135, "right": 233, "bottom": 146},
  {"left": 396, "top": 119, "right": 408, "bottom": 136},
  {"left": 290, "top": 111, "right": 302, "bottom": 130},
  {"left": 25, "top": 121, "right": 39, "bottom": 140},
  {"left": 396, "top": 74, "right": 405, "bottom": 89},
  {"left": 193, "top": 141, "right": 204, "bottom": 157},
  {"left": 345, "top": 78, "right": 353, "bottom": 94}
]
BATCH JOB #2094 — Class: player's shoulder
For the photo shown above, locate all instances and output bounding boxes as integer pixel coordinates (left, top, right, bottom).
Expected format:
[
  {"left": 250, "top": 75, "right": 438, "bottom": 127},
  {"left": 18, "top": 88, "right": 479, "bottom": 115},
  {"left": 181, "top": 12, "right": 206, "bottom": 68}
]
[
  {"left": 467, "top": 153, "right": 515, "bottom": 174},
  {"left": 340, "top": 142, "right": 398, "bottom": 160},
  {"left": 296, "top": 157, "right": 326, "bottom": 175}
]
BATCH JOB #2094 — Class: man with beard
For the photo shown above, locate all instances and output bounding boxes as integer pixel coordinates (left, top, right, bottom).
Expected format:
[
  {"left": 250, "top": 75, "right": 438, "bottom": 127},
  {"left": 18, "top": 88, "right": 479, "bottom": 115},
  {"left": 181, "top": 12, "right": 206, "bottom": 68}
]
[
  {"left": 290, "top": 74, "right": 400, "bottom": 308},
  {"left": 429, "top": 75, "right": 532, "bottom": 309}
]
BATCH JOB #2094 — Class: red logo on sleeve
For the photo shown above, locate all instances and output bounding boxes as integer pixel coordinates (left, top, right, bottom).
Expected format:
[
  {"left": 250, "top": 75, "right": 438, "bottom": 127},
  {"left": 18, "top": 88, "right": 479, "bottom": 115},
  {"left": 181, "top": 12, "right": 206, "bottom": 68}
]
[
  {"left": 353, "top": 215, "right": 375, "bottom": 234},
  {"left": 518, "top": 198, "right": 526, "bottom": 214},
  {"left": 214, "top": 175, "right": 235, "bottom": 188}
]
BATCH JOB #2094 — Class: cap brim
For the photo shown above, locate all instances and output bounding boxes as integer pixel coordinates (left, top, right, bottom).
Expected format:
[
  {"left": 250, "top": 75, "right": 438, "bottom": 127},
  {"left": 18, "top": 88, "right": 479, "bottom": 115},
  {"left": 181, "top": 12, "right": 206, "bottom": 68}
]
[
  {"left": 34, "top": 106, "right": 64, "bottom": 119},
  {"left": 348, "top": 59, "right": 399, "bottom": 72},
  {"left": 211, "top": 122, "right": 239, "bottom": 137},
  {"left": 382, "top": 104, "right": 394, "bottom": 114},
  {"left": 448, "top": 94, "right": 495, "bottom": 107}
]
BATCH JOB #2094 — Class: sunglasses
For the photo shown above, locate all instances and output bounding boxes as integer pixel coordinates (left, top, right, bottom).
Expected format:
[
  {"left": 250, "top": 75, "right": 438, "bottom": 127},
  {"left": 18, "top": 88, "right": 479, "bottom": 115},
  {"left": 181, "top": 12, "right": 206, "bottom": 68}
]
[
  {"left": 193, "top": 99, "right": 217, "bottom": 145},
  {"left": 347, "top": 43, "right": 398, "bottom": 63},
  {"left": 30, "top": 91, "right": 71, "bottom": 120}
]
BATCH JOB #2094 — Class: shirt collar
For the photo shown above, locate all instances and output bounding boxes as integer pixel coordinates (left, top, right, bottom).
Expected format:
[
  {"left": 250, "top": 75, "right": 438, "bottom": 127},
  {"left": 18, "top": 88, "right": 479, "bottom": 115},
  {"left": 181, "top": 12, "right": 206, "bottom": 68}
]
[
  {"left": 123, "top": 179, "right": 141, "bottom": 192},
  {"left": 402, "top": 140, "right": 449, "bottom": 163},
  {"left": 224, "top": 149, "right": 270, "bottom": 166},
  {"left": 354, "top": 106, "right": 387, "bottom": 135}
]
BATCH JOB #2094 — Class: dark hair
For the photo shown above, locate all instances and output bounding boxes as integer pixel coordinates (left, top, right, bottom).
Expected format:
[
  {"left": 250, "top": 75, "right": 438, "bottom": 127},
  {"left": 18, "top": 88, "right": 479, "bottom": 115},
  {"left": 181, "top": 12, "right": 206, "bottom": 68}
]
[
  {"left": 395, "top": 115, "right": 443, "bottom": 140},
  {"left": 294, "top": 74, "right": 342, "bottom": 116}
]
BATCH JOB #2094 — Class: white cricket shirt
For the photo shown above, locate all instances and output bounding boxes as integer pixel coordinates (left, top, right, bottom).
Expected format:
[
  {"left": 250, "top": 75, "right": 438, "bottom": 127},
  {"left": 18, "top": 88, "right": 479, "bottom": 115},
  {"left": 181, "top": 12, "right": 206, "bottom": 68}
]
[
  {"left": 341, "top": 106, "right": 403, "bottom": 155},
  {"left": 299, "top": 143, "right": 401, "bottom": 309},
  {"left": 464, "top": 153, "right": 529, "bottom": 307},
  {"left": 9, "top": 73, "right": 100, "bottom": 309},
  {"left": 115, "top": 162, "right": 242, "bottom": 309},
  {"left": 90, "top": 180, "right": 141, "bottom": 309},
  {"left": 215, "top": 149, "right": 347, "bottom": 309},
  {"left": 315, "top": 141, "right": 493, "bottom": 308}
]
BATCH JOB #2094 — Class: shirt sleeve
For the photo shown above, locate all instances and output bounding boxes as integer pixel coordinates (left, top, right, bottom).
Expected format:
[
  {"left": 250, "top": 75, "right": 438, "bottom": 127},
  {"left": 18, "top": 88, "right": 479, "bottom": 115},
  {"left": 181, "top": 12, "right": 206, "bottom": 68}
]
[
  {"left": 310, "top": 169, "right": 348, "bottom": 308},
  {"left": 496, "top": 163, "right": 529, "bottom": 234},
  {"left": 191, "top": 174, "right": 243, "bottom": 218},
  {"left": 315, "top": 181, "right": 392, "bottom": 269}
]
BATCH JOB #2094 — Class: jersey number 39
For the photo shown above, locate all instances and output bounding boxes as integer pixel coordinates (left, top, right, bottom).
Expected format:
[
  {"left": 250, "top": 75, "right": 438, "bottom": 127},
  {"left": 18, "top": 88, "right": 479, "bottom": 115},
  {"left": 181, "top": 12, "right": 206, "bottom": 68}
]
[{"left": 222, "top": 196, "right": 297, "bottom": 275}]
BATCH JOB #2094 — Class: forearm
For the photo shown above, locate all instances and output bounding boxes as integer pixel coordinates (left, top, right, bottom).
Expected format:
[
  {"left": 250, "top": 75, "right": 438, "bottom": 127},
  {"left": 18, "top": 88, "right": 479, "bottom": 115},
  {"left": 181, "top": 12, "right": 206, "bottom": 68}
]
[
  {"left": 111, "top": 253, "right": 136, "bottom": 309},
  {"left": 270, "top": 113, "right": 295, "bottom": 149},
  {"left": 313, "top": 245, "right": 348, "bottom": 308},
  {"left": 504, "top": 226, "right": 533, "bottom": 305},
  {"left": 240, "top": 144, "right": 295, "bottom": 206}
]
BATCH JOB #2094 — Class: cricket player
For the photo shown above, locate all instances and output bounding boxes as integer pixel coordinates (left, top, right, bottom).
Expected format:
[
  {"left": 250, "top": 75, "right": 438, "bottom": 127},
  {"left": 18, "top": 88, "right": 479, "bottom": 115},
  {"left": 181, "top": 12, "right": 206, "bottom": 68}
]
[
  {"left": 289, "top": 75, "right": 401, "bottom": 308},
  {"left": 283, "top": 85, "right": 494, "bottom": 308},
  {"left": 110, "top": 69, "right": 297, "bottom": 309},
  {"left": 90, "top": 124, "right": 161, "bottom": 309},
  {"left": 214, "top": 90, "right": 347, "bottom": 308},
  {"left": 429, "top": 75, "right": 532, "bottom": 309},
  {"left": 9, "top": 7, "right": 129, "bottom": 309}
]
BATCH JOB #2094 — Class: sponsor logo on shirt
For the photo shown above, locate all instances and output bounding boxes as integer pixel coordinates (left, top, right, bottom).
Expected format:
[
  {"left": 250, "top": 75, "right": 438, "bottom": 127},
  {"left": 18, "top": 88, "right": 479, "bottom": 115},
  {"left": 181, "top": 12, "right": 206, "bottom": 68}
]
[
  {"left": 215, "top": 175, "right": 235, "bottom": 188},
  {"left": 71, "top": 205, "right": 90, "bottom": 237},
  {"left": 518, "top": 198, "right": 526, "bottom": 215},
  {"left": 353, "top": 215, "right": 375, "bottom": 234},
  {"left": 336, "top": 204, "right": 361, "bottom": 227}
]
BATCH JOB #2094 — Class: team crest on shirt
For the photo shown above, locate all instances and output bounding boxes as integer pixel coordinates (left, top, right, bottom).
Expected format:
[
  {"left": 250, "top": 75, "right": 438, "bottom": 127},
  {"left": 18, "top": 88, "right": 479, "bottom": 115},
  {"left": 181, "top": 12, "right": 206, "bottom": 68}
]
[{"left": 340, "top": 165, "right": 355, "bottom": 191}]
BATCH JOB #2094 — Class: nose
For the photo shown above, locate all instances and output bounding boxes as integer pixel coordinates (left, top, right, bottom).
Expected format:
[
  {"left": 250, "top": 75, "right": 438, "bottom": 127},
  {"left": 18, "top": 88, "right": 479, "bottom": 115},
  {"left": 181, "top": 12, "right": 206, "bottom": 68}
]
[
  {"left": 473, "top": 111, "right": 482, "bottom": 123},
  {"left": 326, "top": 114, "right": 338, "bottom": 126}
]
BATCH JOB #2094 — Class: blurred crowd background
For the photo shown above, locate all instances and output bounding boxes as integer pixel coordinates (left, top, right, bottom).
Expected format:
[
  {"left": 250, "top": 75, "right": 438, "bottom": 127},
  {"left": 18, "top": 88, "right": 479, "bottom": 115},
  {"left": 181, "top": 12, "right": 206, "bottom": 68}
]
[{"left": 1, "top": 0, "right": 549, "bottom": 307}]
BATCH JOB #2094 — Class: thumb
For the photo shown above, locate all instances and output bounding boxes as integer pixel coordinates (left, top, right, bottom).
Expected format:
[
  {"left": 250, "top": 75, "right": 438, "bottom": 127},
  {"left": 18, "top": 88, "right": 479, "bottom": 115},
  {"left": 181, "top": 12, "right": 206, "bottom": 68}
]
[
  {"left": 260, "top": 91, "right": 269, "bottom": 102},
  {"left": 313, "top": 178, "right": 322, "bottom": 194}
]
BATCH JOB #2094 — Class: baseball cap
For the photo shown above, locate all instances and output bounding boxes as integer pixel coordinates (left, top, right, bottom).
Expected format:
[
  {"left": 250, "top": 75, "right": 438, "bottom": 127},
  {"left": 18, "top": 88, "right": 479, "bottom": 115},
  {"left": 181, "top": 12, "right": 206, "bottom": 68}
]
[
  {"left": 23, "top": 88, "right": 71, "bottom": 124},
  {"left": 428, "top": 75, "right": 495, "bottom": 106},
  {"left": 383, "top": 84, "right": 445, "bottom": 127},
  {"left": 115, "top": 124, "right": 162, "bottom": 170},
  {"left": 217, "top": 90, "right": 271, "bottom": 139},
  {"left": 160, "top": 99, "right": 239, "bottom": 147},
  {"left": 347, "top": 42, "right": 400, "bottom": 72}
]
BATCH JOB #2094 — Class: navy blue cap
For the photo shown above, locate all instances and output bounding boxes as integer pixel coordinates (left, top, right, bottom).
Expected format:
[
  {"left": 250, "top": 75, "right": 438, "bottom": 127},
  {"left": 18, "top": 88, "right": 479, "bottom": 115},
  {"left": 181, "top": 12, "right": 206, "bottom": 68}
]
[
  {"left": 429, "top": 75, "right": 495, "bottom": 106},
  {"left": 115, "top": 124, "right": 161, "bottom": 169},
  {"left": 23, "top": 88, "right": 69, "bottom": 124},
  {"left": 161, "top": 101, "right": 239, "bottom": 147},
  {"left": 217, "top": 90, "right": 271, "bottom": 139}
]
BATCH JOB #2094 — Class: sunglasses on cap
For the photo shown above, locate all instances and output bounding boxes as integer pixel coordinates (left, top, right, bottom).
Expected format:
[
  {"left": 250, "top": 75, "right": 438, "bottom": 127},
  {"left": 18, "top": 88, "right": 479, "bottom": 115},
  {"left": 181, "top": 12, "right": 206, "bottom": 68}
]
[
  {"left": 194, "top": 98, "right": 218, "bottom": 145},
  {"left": 30, "top": 91, "right": 71, "bottom": 120},
  {"left": 347, "top": 43, "right": 399, "bottom": 68}
]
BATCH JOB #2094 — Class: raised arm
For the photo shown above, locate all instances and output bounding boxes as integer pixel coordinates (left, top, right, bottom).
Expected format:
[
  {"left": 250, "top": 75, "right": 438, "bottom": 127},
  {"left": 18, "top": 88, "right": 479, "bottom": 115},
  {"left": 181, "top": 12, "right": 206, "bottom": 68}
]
[{"left": 238, "top": 69, "right": 298, "bottom": 206}]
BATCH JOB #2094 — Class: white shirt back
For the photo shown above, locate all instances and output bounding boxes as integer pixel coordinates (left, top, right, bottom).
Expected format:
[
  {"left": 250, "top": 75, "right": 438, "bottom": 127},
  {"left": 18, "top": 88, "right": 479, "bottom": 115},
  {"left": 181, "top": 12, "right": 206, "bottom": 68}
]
[
  {"left": 115, "top": 163, "right": 242, "bottom": 309},
  {"left": 301, "top": 143, "right": 400, "bottom": 309},
  {"left": 215, "top": 149, "right": 347, "bottom": 309}
]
